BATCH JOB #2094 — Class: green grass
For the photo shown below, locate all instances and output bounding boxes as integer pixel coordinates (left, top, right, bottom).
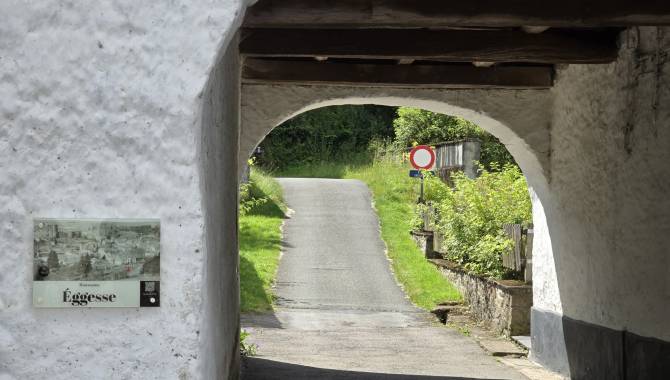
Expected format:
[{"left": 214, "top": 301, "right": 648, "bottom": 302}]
[
  {"left": 277, "top": 159, "right": 366, "bottom": 179},
  {"left": 239, "top": 168, "right": 286, "bottom": 312},
  {"left": 277, "top": 160, "right": 461, "bottom": 310}
]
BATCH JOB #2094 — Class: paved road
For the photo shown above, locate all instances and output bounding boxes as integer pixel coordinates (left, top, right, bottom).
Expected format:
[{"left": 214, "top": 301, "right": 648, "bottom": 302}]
[{"left": 242, "top": 178, "right": 528, "bottom": 380}]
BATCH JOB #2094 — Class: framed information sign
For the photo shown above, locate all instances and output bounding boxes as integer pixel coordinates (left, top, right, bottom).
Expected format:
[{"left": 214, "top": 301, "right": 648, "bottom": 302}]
[{"left": 33, "top": 218, "right": 160, "bottom": 308}]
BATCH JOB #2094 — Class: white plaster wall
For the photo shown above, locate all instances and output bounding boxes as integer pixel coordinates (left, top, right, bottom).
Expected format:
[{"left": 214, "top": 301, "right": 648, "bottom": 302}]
[
  {"left": 199, "top": 34, "right": 242, "bottom": 380},
  {"left": 529, "top": 188, "right": 561, "bottom": 314},
  {"left": 547, "top": 27, "right": 670, "bottom": 340},
  {"left": 0, "top": 1, "right": 247, "bottom": 379}
]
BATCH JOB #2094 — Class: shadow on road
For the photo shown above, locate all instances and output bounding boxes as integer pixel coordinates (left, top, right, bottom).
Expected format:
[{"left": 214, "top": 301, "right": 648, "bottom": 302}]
[{"left": 242, "top": 357, "right": 510, "bottom": 380}]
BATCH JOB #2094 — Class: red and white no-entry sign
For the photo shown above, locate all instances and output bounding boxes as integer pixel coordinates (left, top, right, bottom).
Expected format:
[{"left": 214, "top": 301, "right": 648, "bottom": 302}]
[{"left": 409, "top": 145, "right": 435, "bottom": 170}]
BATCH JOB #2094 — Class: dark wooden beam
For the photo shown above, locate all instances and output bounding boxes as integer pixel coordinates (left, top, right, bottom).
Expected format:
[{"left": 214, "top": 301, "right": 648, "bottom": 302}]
[
  {"left": 242, "top": 58, "right": 554, "bottom": 88},
  {"left": 243, "top": 0, "right": 670, "bottom": 28},
  {"left": 240, "top": 28, "right": 619, "bottom": 64}
]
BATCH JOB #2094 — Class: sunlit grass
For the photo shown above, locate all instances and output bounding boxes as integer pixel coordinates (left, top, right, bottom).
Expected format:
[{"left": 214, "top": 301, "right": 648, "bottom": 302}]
[{"left": 239, "top": 168, "right": 285, "bottom": 312}]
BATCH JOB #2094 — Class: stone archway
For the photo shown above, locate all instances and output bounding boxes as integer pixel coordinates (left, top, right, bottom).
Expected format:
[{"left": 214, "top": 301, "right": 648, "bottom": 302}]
[
  {"left": 240, "top": 85, "right": 552, "bottom": 195},
  {"left": 238, "top": 81, "right": 559, "bottom": 366}
]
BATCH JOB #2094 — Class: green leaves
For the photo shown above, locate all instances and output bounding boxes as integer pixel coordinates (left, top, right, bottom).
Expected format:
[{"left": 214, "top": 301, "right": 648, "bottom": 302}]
[
  {"left": 428, "top": 164, "right": 531, "bottom": 278},
  {"left": 240, "top": 329, "right": 258, "bottom": 356},
  {"left": 258, "top": 105, "right": 396, "bottom": 170},
  {"left": 393, "top": 107, "right": 516, "bottom": 169}
]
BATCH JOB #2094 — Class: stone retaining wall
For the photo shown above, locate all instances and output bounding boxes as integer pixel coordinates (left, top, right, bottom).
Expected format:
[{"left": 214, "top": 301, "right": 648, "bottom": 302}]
[
  {"left": 410, "top": 231, "right": 440, "bottom": 259},
  {"left": 429, "top": 259, "right": 532, "bottom": 336}
]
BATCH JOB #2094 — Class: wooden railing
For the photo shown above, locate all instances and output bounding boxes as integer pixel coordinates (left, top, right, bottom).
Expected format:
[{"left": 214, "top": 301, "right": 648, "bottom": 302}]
[{"left": 502, "top": 223, "right": 533, "bottom": 283}]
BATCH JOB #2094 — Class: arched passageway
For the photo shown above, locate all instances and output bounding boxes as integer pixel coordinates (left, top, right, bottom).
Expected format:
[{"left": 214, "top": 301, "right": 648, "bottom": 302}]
[
  {"left": 201, "top": 2, "right": 670, "bottom": 379},
  {"left": 3, "top": 2, "right": 669, "bottom": 380},
  {"left": 239, "top": 100, "right": 552, "bottom": 379}
]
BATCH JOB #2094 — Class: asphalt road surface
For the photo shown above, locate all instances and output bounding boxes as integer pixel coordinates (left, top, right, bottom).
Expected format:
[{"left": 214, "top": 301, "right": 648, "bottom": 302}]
[{"left": 242, "top": 178, "right": 529, "bottom": 380}]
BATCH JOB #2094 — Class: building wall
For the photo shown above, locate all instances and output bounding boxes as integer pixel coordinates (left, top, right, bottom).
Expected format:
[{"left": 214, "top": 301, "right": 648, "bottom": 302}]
[
  {"left": 241, "top": 31, "right": 670, "bottom": 376},
  {"left": 531, "top": 27, "right": 670, "bottom": 379},
  {"left": 0, "top": 1, "right": 246, "bottom": 379},
  {"left": 199, "top": 34, "right": 242, "bottom": 380},
  {"left": 2, "top": 2, "right": 669, "bottom": 379}
]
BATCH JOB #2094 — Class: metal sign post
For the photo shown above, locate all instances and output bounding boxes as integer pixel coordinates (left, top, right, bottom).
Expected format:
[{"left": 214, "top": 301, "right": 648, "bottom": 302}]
[
  {"left": 419, "top": 170, "right": 425, "bottom": 204},
  {"left": 409, "top": 145, "right": 435, "bottom": 204}
]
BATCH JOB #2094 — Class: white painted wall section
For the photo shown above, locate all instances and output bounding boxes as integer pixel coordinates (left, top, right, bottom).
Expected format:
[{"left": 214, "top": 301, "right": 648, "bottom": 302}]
[{"left": 0, "top": 1, "right": 248, "bottom": 379}]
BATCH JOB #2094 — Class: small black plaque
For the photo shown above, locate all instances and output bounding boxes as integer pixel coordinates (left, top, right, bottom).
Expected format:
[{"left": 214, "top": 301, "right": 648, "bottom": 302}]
[{"left": 140, "top": 281, "right": 160, "bottom": 307}]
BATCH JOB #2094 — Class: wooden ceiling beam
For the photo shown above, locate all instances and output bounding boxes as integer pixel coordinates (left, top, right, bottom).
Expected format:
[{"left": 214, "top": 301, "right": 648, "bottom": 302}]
[
  {"left": 240, "top": 28, "right": 620, "bottom": 64},
  {"left": 243, "top": 0, "right": 670, "bottom": 28},
  {"left": 242, "top": 58, "right": 554, "bottom": 89}
]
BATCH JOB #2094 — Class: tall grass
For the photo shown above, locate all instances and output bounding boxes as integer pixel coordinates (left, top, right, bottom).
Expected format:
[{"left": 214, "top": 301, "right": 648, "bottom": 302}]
[{"left": 239, "top": 168, "right": 286, "bottom": 312}]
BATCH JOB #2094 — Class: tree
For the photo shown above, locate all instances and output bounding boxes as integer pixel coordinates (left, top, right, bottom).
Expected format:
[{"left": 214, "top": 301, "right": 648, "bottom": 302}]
[
  {"left": 257, "top": 105, "right": 397, "bottom": 170},
  {"left": 47, "top": 250, "right": 60, "bottom": 268},
  {"left": 393, "top": 107, "right": 515, "bottom": 169}
]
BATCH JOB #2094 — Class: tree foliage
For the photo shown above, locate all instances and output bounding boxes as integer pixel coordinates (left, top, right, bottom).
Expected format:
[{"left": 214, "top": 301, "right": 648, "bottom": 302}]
[
  {"left": 423, "top": 164, "right": 531, "bottom": 278},
  {"left": 257, "top": 105, "right": 396, "bottom": 170},
  {"left": 393, "top": 107, "right": 515, "bottom": 169}
]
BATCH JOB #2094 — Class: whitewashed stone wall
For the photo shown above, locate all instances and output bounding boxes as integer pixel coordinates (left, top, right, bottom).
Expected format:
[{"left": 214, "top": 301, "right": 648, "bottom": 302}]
[
  {"left": 2, "top": 1, "right": 669, "bottom": 378},
  {"left": 0, "top": 2, "right": 248, "bottom": 379},
  {"left": 530, "top": 27, "right": 670, "bottom": 377},
  {"left": 546, "top": 27, "right": 670, "bottom": 340}
]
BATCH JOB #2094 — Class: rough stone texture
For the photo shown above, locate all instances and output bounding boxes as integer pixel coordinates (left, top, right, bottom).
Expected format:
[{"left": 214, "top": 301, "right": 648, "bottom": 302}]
[
  {"left": 0, "top": 1, "right": 248, "bottom": 379},
  {"left": 431, "top": 260, "right": 533, "bottom": 337},
  {"left": 545, "top": 27, "right": 670, "bottom": 341},
  {"left": 530, "top": 26, "right": 670, "bottom": 376}
]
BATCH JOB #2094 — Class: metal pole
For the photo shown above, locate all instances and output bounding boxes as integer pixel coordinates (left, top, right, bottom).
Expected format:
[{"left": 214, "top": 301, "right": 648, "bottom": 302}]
[{"left": 419, "top": 171, "right": 425, "bottom": 204}]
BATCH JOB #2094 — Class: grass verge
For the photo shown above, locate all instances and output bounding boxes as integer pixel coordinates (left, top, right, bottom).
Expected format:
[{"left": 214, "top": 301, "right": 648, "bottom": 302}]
[
  {"left": 277, "top": 160, "right": 461, "bottom": 310},
  {"left": 239, "top": 168, "right": 286, "bottom": 313}
]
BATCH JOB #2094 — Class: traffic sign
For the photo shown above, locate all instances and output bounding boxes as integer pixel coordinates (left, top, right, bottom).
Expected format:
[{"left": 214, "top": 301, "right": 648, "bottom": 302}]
[
  {"left": 409, "top": 145, "right": 435, "bottom": 170},
  {"left": 409, "top": 170, "right": 435, "bottom": 178}
]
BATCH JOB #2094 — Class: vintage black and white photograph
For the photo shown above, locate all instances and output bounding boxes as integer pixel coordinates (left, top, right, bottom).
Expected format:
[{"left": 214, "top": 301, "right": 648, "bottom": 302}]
[{"left": 33, "top": 219, "right": 160, "bottom": 282}]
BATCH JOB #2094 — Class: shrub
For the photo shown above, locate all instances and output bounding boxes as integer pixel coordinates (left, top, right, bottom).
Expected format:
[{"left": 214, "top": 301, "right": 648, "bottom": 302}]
[
  {"left": 257, "top": 105, "right": 396, "bottom": 171},
  {"left": 240, "top": 329, "right": 258, "bottom": 356},
  {"left": 240, "top": 165, "right": 286, "bottom": 217},
  {"left": 430, "top": 164, "right": 531, "bottom": 278}
]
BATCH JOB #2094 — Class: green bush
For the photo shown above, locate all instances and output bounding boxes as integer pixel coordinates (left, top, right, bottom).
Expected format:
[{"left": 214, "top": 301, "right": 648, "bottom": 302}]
[
  {"left": 258, "top": 105, "right": 396, "bottom": 171},
  {"left": 429, "top": 164, "right": 531, "bottom": 278},
  {"left": 240, "top": 165, "right": 286, "bottom": 217},
  {"left": 240, "top": 329, "right": 258, "bottom": 356}
]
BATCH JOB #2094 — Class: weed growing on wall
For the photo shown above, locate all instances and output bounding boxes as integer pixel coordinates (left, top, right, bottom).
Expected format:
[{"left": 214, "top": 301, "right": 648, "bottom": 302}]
[{"left": 240, "top": 329, "right": 258, "bottom": 356}]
